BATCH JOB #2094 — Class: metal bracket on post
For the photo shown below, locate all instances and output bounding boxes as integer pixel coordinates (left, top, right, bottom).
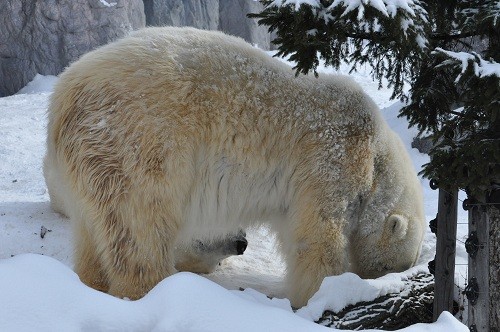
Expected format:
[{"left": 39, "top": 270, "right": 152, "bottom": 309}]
[
  {"left": 465, "top": 277, "right": 480, "bottom": 305},
  {"left": 429, "top": 215, "right": 437, "bottom": 234},
  {"left": 465, "top": 231, "right": 479, "bottom": 258}
]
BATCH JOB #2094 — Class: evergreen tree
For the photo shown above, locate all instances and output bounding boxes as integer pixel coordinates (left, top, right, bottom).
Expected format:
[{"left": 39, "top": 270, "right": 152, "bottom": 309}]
[{"left": 250, "top": 0, "right": 500, "bottom": 199}]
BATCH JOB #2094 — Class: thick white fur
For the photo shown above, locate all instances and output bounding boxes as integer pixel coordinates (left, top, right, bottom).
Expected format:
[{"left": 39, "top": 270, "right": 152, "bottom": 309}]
[{"left": 44, "top": 27, "right": 425, "bottom": 307}]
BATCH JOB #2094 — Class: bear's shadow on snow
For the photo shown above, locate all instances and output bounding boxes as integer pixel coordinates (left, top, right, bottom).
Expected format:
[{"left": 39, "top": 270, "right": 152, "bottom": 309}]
[{"left": 0, "top": 201, "right": 73, "bottom": 264}]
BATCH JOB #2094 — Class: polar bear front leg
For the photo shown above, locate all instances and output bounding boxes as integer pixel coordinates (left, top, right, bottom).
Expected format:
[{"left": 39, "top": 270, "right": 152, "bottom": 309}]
[
  {"left": 284, "top": 203, "right": 348, "bottom": 308},
  {"left": 75, "top": 204, "right": 179, "bottom": 300},
  {"left": 74, "top": 217, "right": 110, "bottom": 293},
  {"left": 103, "top": 217, "right": 178, "bottom": 300}
]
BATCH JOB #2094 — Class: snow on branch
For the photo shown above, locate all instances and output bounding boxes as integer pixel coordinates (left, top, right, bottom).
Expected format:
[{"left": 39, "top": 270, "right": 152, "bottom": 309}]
[
  {"left": 267, "top": 0, "right": 429, "bottom": 48},
  {"left": 269, "top": 0, "right": 427, "bottom": 19},
  {"left": 434, "top": 48, "right": 500, "bottom": 82},
  {"left": 270, "top": 0, "right": 322, "bottom": 10}
]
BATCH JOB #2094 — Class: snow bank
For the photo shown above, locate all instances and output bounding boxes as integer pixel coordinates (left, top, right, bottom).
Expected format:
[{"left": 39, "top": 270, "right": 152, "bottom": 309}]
[
  {"left": 0, "top": 254, "right": 468, "bottom": 332},
  {"left": 16, "top": 74, "right": 58, "bottom": 95},
  {"left": 0, "top": 254, "right": 326, "bottom": 332}
]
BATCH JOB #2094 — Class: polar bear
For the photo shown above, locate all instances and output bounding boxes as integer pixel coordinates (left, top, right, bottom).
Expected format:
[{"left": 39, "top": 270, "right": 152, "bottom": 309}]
[{"left": 44, "top": 27, "right": 425, "bottom": 307}]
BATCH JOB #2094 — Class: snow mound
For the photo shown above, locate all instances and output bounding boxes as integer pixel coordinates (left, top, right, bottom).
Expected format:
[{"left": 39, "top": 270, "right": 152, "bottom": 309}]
[
  {"left": 0, "top": 254, "right": 469, "bottom": 332},
  {"left": 0, "top": 254, "right": 326, "bottom": 332},
  {"left": 16, "top": 74, "right": 58, "bottom": 95},
  {"left": 298, "top": 272, "right": 405, "bottom": 321}
]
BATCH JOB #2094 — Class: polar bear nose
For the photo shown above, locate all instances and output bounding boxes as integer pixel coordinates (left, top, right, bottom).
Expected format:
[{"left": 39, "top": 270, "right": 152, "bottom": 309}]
[{"left": 236, "top": 238, "right": 248, "bottom": 255}]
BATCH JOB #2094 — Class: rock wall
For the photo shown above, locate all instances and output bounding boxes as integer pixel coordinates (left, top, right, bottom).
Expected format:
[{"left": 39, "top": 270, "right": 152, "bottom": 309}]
[
  {"left": 0, "top": 0, "right": 273, "bottom": 97},
  {"left": 218, "top": 0, "right": 270, "bottom": 49},
  {"left": 143, "top": 0, "right": 272, "bottom": 50},
  {"left": 143, "top": 0, "right": 219, "bottom": 30},
  {"left": 0, "top": 0, "right": 145, "bottom": 97}
]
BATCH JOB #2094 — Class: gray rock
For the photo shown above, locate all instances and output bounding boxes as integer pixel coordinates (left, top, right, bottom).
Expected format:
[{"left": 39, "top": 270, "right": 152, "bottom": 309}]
[
  {"left": 218, "top": 0, "right": 271, "bottom": 50},
  {"left": 144, "top": 0, "right": 219, "bottom": 30},
  {"left": 143, "top": 0, "right": 272, "bottom": 50},
  {"left": 0, "top": 0, "right": 145, "bottom": 97}
]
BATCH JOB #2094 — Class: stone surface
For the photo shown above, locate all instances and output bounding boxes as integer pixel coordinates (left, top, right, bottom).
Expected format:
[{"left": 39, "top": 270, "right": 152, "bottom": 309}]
[
  {"left": 0, "top": 0, "right": 145, "bottom": 97},
  {"left": 218, "top": 0, "right": 271, "bottom": 50},
  {"left": 143, "top": 0, "right": 272, "bottom": 50},
  {"left": 143, "top": 0, "right": 219, "bottom": 30},
  {"left": 0, "top": 0, "right": 276, "bottom": 97}
]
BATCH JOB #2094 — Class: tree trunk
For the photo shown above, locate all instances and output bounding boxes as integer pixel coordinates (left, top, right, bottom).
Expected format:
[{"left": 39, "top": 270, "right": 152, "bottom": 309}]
[{"left": 316, "top": 272, "right": 434, "bottom": 330}]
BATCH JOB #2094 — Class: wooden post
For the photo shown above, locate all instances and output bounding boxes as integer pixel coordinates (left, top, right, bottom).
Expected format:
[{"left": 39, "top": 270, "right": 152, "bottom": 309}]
[
  {"left": 433, "top": 188, "right": 458, "bottom": 321},
  {"left": 467, "top": 204, "right": 489, "bottom": 331},
  {"left": 488, "top": 202, "right": 499, "bottom": 331},
  {"left": 467, "top": 188, "right": 500, "bottom": 331}
]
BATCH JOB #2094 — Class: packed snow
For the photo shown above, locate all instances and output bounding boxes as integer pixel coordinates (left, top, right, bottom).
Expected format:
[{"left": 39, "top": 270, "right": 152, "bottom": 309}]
[{"left": 0, "top": 61, "right": 469, "bottom": 330}]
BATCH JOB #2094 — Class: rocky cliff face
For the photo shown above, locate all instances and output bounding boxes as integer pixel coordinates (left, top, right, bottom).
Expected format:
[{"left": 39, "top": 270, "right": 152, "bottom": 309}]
[
  {"left": 143, "top": 0, "right": 271, "bottom": 49},
  {"left": 218, "top": 0, "right": 270, "bottom": 49},
  {"left": 0, "top": 0, "right": 145, "bottom": 97},
  {"left": 143, "top": 0, "right": 219, "bottom": 30},
  {"left": 0, "top": 0, "right": 272, "bottom": 97}
]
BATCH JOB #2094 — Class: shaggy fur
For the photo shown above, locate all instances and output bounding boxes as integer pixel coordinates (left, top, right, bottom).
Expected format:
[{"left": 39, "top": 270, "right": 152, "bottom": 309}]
[{"left": 44, "top": 27, "right": 425, "bottom": 307}]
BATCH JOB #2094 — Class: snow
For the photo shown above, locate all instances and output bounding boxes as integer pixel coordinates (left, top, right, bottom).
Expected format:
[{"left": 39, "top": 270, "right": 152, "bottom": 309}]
[
  {"left": 16, "top": 74, "right": 58, "bottom": 95},
  {"left": 0, "top": 66, "right": 469, "bottom": 330},
  {"left": 98, "top": 0, "right": 117, "bottom": 7},
  {"left": 297, "top": 271, "right": 407, "bottom": 321},
  {"left": 270, "top": 0, "right": 428, "bottom": 20},
  {"left": 0, "top": 254, "right": 467, "bottom": 332},
  {"left": 435, "top": 48, "right": 500, "bottom": 81},
  {"left": 271, "top": 0, "right": 322, "bottom": 11},
  {"left": 330, "top": 0, "right": 390, "bottom": 18},
  {"left": 273, "top": 0, "right": 424, "bottom": 17},
  {"left": 270, "top": 0, "right": 429, "bottom": 48}
]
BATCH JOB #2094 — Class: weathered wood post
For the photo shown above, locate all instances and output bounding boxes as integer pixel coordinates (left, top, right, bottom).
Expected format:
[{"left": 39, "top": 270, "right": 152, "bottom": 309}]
[
  {"left": 433, "top": 186, "right": 458, "bottom": 321},
  {"left": 466, "top": 187, "right": 500, "bottom": 331},
  {"left": 488, "top": 192, "right": 500, "bottom": 331},
  {"left": 466, "top": 200, "right": 489, "bottom": 331}
]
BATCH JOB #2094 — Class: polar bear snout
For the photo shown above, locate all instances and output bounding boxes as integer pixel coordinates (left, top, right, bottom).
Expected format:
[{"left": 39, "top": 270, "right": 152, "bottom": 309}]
[
  {"left": 195, "top": 230, "right": 248, "bottom": 256},
  {"left": 236, "top": 238, "right": 248, "bottom": 255},
  {"left": 175, "top": 230, "right": 248, "bottom": 274},
  {"left": 226, "top": 230, "right": 248, "bottom": 256}
]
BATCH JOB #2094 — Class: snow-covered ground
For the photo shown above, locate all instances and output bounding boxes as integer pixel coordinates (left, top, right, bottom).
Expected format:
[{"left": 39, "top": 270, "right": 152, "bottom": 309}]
[{"left": 0, "top": 62, "right": 469, "bottom": 331}]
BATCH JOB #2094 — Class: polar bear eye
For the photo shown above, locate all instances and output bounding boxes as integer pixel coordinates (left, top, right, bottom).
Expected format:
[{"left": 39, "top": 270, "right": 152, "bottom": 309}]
[{"left": 387, "top": 214, "right": 408, "bottom": 239}]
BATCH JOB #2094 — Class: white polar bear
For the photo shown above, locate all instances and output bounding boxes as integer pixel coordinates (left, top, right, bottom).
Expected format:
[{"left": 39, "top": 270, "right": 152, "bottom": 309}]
[{"left": 43, "top": 27, "right": 425, "bottom": 307}]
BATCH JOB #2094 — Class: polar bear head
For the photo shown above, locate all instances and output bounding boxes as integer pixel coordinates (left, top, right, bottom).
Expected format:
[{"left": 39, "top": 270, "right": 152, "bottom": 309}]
[
  {"left": 350, "top": 211, "right": 425, "bottom": 279},
  {"left": 349, "top": 129, "right": 426, "bottom": 278}
]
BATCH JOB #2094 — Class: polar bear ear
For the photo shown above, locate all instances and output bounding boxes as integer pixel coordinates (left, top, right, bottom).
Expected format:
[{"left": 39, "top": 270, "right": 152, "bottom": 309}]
[{"left": 386, "top": 214, "right": 408, "bottom": 239}]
